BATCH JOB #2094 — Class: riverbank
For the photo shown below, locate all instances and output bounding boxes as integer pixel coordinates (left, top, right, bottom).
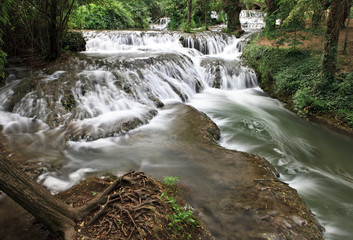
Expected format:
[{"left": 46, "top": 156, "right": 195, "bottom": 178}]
[{"left": 242, "top": 33, "right": 353, "bottom": 136}]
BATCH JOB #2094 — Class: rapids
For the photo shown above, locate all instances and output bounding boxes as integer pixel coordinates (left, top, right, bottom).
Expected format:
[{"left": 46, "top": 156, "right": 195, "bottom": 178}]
[{"left": 0, "top": 11, "right": 352, "bottom": 239}]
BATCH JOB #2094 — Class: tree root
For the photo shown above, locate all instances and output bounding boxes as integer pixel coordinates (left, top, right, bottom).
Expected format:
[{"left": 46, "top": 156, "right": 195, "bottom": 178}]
[{"left": 73, "top": 171, "right": 166, "bottom": 240}]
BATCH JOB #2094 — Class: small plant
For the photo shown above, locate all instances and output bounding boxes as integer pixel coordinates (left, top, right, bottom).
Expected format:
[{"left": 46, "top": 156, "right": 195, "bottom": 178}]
[
  {"left": 163, "top": 176, "right": 179, "bottom": 188},
  {"left": 161, "top": 176, "right": 199, "bottom": 238},
  {"left": 168, "top": 203, "right": 197, "bottom": 231}
]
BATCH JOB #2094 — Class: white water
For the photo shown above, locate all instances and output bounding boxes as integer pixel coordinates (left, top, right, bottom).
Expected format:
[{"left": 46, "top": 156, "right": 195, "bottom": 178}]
[
  {"left": 1, "top": 11, "right": 353, "bottom": 239},
  {"left": 150, "top": 17, "right": 171, "bottom": 30}
]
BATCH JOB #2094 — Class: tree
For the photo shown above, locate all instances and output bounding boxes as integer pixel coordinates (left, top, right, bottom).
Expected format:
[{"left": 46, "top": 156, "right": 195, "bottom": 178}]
[
  {"left": 311, "top": 0, "right": 330, "bottom": 29},
  {"left": 0, "top": 153, "right": 77, "bottom": 238},
  {"left": 264, "top": 0, "right": 279, "bottom": 31},
  {"left": 341, "top": 0, "right": 352, "bottom": 28},
  {"left": 187, "top": 0, "right": 193, "bottom": 31},
  {"left": 0, "top": 0, "right": 12, "bottom": 80},
  {"left": 343, "top": 0, "right": 352, "bottom": 54},
  {"left": 10, "top": 0, "right": 76, "bottom": 61},
  {"left": 161, "top": 0, "right": 187, "bottom": 30},
  {"left": 0, "top": 153, "right": 135, "bottom": 239},
  {"left": 223, "top": 0, "right": 242, "bottom": 32},
  {"left": 204, "top": 0, "right": 209, "bottom": 30},
  {"left": 320, "top": 0, "right": 346, "bottom": 88}
]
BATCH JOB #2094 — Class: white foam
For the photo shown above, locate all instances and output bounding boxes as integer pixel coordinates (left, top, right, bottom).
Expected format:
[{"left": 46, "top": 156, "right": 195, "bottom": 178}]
[{"left": 38, "top": 168, "right": 96, "bottom": 194}]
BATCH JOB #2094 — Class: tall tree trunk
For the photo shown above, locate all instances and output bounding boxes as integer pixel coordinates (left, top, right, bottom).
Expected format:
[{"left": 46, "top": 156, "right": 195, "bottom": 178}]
[
  {"left": 343, "top": 0, "right": 351, "bottom": 54},
  {"left": 0, "top": 154, "right": 78, "bottom": 237},
  {"left": 264, "top": 0, "right": 279, "bottom": 30},
  {"left": 205, "top": 0, "right": 208, "bottom": 30},
  {"left": 312, "top": 0, "right": 331, "bottom": 29},
  {"left": 320, "top": 0, "right": 345, "bottom": 88},
  {"left": 311, "top": 9, "right": 323, "bottom": 28},
  {"left": 48, "top": 0, "right": 59, "bottom": 61},
  {"left": 223, "top": 0, "right": 242, "bottom": 32},
  {"left": 264, "top": 0, "right": 278, "bottom": 14},
  {"left": 187, "top": 0, "right": 192, "bottom": 31},
  {"left": 341, "top": 0, "right": 351, "bottom": 27}
]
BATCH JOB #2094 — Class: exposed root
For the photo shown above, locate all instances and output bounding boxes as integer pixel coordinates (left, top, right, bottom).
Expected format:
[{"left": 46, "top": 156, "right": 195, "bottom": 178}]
[
  {"left": 73, "top": 171, "right": 170, "bottom": 239},
  {"left": 55, "top": 171, "right": 210, "bottom": 240}
]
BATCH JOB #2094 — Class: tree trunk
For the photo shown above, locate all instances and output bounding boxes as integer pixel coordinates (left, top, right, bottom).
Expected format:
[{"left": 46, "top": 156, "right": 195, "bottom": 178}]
[
  {"left": 343, "top": 0, "right": 351, "bottom": 54},
  {"left": 205, "top": 0, "right": 208, "bottom": 30},
  {"left": 312, "top": 0, "right": 331, "bottom": 29},
  {"left": 320, "top": 0, "right": 344, "bottom": 88},
  {"left": 265, "top": 0, "right": 278, "bottom": 14},
  {"left": 0, "top": 152, "right": 133, "bottom": 239},
  {"left": 0, "top": 153, "right": 77, "bottom": 237},
  {"left": 311, "top": 9, "right": 323, "bottom": 28},
  {"left": 48, "top": 0, "right": 59, "bottom": 61},
  {"left": 264, "top": 0, "right": 279, "bottom": 31},
  {"left": 187, "top": 0, "right": 192, "bottom": 30},
  {"left": 341, "top": 0, "right": 351, "bottom": 27},
  {"left": 223, "top": 0, "right": 242, "bottom": 32}
]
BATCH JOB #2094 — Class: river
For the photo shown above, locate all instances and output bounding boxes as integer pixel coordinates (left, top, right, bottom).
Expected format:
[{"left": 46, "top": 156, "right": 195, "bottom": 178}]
[{"left": 1, "top": 12, "right": 353, "bottom": 240}]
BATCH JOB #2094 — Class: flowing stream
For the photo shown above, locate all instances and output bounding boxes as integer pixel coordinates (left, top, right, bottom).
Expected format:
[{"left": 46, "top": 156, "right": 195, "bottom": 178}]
[{"left": 1, "top": 11, "right": 353, "bottom": 239}]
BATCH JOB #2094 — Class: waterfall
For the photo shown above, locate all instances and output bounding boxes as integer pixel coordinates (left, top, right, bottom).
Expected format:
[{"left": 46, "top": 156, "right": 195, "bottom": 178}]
[
  {"left": 150, "top": 17, "right": 171, "bottom": 30},
  {"left": 240, "top": 10, "right": 266, "bottom": 30},
  {"left": 1, "top": 30, "right": 258, "bottom": 141},
  {"left": 2, "top": 12, "right": 352, "bottom": 240}
]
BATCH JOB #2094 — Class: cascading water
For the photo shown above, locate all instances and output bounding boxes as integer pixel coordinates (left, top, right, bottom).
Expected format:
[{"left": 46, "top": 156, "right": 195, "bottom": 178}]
[
  {"left": 150, "top": 17, "right": 171, "bottom": 30},
  {"left": 1, "top": 11, "right": 353, "bottom": 240}
]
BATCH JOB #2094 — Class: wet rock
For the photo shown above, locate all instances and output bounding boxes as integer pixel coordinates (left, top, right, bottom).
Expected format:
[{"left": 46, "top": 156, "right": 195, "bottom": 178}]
[
  {"left": 170, "top": 103, "right": 324, "bottom": 239},
  {"left": 60, "top": 92, "right": 76, "bottom": 111}
]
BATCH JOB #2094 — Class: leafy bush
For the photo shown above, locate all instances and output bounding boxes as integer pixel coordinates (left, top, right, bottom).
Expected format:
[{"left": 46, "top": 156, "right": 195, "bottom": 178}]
[
  {"left": 69, "top": 0, "right": 150, "bottom": 30},
  {"left": 0, "top": 0, "right": 11, "bottom": 80},
  {"left": 62, "top": 31, "right": 86, "bottom": 52}
]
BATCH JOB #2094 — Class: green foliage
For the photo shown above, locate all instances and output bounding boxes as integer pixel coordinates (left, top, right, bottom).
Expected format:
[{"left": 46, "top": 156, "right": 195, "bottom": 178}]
[
  {"left": 69, "top": 0, "right": 151, "bottom": 29},
  {"left": 263, "top": 0, "right": 323, "bottom": 42},
  {"left": 243, "top": 44, "right": 353, "bottom": 128},
  {"left": 161, "top": 0, "right": 187, "bottom": 30},
  {"left": 62, "top": 31, "right": 86, "bottom": 52},
  {"left": 163, "top": 176, "right": 179, "bottom": 188},
  {"left": 161, "top": 176, "right": 198, "bottom": 237},
  {"left": 0, "top": 0, "right": 12, "bottom": 79},
  {"left": 168, "top": 200, "right": 196, "bottom": 232}
]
